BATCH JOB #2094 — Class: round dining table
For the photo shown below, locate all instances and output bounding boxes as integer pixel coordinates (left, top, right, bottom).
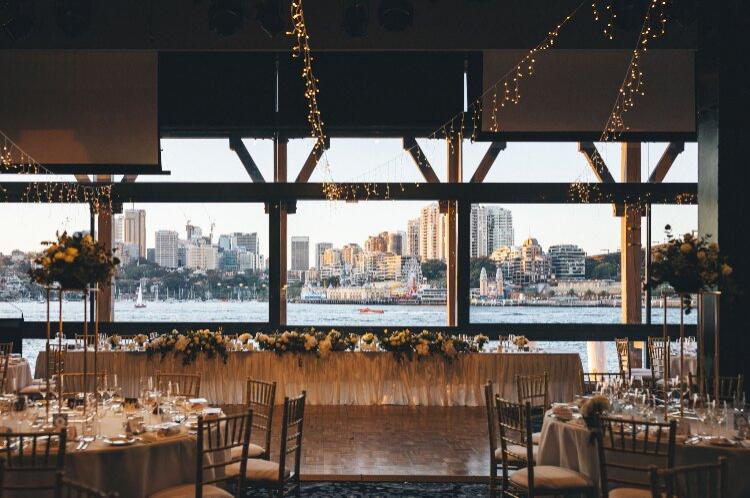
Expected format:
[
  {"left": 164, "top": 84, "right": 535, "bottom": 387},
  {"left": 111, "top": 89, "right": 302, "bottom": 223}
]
[
  {"left": 537, "top": 409, "right": 750, "bottom": 498},
  {"left": 3, "top": 407, "right": 226, "bottom": 497},
  {"left": 5, "top": 356, "right": 33, "bottom": 391}
]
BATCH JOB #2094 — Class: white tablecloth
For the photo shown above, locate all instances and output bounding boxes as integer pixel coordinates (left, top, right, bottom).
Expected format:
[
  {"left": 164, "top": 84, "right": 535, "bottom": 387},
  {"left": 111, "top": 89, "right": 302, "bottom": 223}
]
[
  {"left": 6, "top": 359, "right": 33, "bottom": 391},
  {"left": 36, "top": 351, "right": 584, "bottom": 406},
  {"left": 537, "top": 412, "right": 750, "bottom": 498}
]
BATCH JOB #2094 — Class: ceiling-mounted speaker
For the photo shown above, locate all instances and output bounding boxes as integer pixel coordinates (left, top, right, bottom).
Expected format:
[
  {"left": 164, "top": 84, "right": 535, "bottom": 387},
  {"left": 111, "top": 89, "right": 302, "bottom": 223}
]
[
  {"left": 256, "top": 0, "right": 283, "bottom": 37},
  {"left": 209, "top": 0, "right": 244, "bottom": 37},
  {"left": 342, "top": 0, "right": 369, "bottom": 37},
  {"left": 378, "top": 0, "right": 413, "bottom": 32},
  {"left": 55, "top": 0, "right": 92, "bottom": 36}
]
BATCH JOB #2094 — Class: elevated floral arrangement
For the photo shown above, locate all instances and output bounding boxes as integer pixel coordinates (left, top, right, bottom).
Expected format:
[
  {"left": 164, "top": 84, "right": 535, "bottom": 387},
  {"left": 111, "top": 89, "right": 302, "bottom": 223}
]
[
  {"left": 253, "top": 328, "right": 489, "bottom": 361},
  {"left": 29, "top": 232, "right": 119, "bottom": 290},
  {"left": 145, "top": 328, "right": 229, "bottom": 366},
  {"left": 647, "top": 225, "right": 735, "bottom": 312}
]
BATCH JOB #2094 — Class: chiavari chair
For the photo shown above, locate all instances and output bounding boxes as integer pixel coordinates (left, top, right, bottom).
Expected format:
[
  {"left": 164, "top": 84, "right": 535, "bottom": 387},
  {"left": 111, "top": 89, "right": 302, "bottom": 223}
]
[
  {"left": 495, "top": 398, "right": 594, "bottom": 498},
  {"left": 0, "top": 430, "right": 67, "bottom": 496},
  {"left": 21, "top": 344, "right": 66, "bottom": 399},
  {"left": 594, "top": 416, "right": 677, "bottom": 497},
  {"left": 615, "top": 338, "right": 631, "bottom": 379},
  {"left": 155, "top": 372, "right": 202, "bottom": 398},
  {"left": 580, "top": 372, "right": 625, "bottom": 395},
  {"left": 649, "top": 457, "right": 728, "bottom": 498},
  {"left": 516, "top": 372, "right": 548, "bottom": 440},
  {"left": 688, "top": 373, "right": 744, "bottom": 404},
  {"left": 243, "top": 379, "right": 277, "bottom": 460},
  {"left": 55, "top": 471, "right": 119, "bottom": 498},
  {"left": 73, "top": 335, "right": 96, "bottom": 349},
  {"left": 60, "top": 372, "right": 106, "bottom": 401},
  {"left": 237, "top": 392, "right": 306, "bottom": 498},
  {"left": 647, "top": 337, "right": 670, "bottom": 388},
  {"left": 484, "top": 381, "right": 501, "bottom": 498},
  {"left": 149, "top": 409, "right": 253, "bottom": 498},
  {"left": 0, "top": 342, "right": 12, "bottom": 393}
]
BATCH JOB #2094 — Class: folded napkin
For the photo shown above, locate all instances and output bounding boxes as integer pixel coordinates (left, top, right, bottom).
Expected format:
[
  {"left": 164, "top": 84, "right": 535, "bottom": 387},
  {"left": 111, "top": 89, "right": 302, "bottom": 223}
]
[
  {"left": 140, "top": 428, "right": 186, "bottom": 444},
  {"left": 552, "top": 405, "right": 574, "bottom": 420}
]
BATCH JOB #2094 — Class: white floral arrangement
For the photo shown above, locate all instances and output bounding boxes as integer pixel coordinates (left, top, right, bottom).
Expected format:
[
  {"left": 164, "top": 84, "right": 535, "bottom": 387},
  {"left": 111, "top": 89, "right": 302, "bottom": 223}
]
[{"left": 107, "top": 334, "right": 121, "bottom": 349}]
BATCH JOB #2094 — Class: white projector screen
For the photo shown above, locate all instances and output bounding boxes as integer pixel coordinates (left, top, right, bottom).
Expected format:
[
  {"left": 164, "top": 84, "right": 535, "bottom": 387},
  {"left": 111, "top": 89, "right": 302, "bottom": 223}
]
[
  {"left": 0, "top": 50, "right": 159, "bottom": 167},
  {"left": 479, "top": 49, "right": 695, "bottom": 135}
]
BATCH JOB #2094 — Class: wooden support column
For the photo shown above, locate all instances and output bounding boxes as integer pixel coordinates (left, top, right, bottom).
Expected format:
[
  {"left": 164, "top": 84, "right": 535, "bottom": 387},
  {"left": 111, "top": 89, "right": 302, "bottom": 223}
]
[
  {"left": 457, "top": 198, "right": 471, "bottom": 328},
  {"left": 95, "top": 175, "right": 114, "bottom": 322},
  {"left": 447, "top": 136, "right": 461, "bottom": 327},
  {"left": 271, "top": 137, "right": 288, "bottom": 327},
  {"left": 620, "top": 143, "right": 642, "bottom": 324}
]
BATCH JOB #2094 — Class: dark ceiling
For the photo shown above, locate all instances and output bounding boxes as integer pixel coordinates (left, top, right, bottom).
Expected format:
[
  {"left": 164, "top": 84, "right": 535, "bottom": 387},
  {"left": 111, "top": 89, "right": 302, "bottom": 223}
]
[{"left": 0, "top": 0, "right": 696, "bottom": 51}]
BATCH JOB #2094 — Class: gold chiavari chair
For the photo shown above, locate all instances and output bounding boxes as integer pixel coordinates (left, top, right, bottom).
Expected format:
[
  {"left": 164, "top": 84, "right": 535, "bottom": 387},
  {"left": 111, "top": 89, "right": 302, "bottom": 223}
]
[
  {"left": 74, "top": 335, "right": 97, "bottom": 349},
  {"left": 647, "top": 337, "right": 670, "bottom": 387},
  {"left": 56, "top": 471, "right": 119, "bottom": 498},
  {"left": 236, "top": 392, "right": 306, "bottom": 498},
  {"left": 20, "top": 344, "right": 66, "bottom": 399},
  {"left": 688, "top": 373, "right": 744, "bottom": 404},
  {"left": 149, "top": 409, "right": 253, "bottom": 498},
  {"left": 60, "top": 372, "right": 106, "bottom": 401},
  {"left": 0, "top": 342, "right": 12, "bottom": 393},
  {"left": 649, "top": 457, "right": 728, "bottom": 498},
  {"left": 516, "top": 372, "right": 548, "bottom": 441},
  {"left": 580, "top": 372, "right": 625, "bottom": 395},
  {"left": 495, "top": 398, "right": 594, "bottom": 498},
  {"left": 0, "top": 430, "right": 67, "bottom": 496},
  {"left": 615, "top": 337, "right": 631, "bottom": 378},
  {"left": 594, "top": 416, "right": 677, "bottom": 497},
  {"left": 244, "top": 378, "right": 277, "bottom": 460},
  {"left": 155, "top": 372, "right": 202, "bottom": 398}
]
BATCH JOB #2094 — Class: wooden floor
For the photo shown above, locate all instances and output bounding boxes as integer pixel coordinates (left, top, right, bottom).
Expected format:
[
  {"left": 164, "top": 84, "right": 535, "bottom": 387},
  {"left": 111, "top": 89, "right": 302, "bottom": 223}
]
[{"left": 245, "top": 405, "right": 489, "bottom": 482}]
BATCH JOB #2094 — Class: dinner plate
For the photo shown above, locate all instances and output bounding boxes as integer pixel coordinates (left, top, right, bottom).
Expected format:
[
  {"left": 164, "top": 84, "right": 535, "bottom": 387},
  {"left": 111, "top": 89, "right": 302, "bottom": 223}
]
[{"left": 103, "top": 436, "right": 137, "bottom": 446}]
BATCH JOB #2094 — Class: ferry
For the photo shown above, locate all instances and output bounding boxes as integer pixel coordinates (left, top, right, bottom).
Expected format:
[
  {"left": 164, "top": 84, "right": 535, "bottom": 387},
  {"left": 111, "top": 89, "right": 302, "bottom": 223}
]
[{"left": 358, "top": 307, "right": 385, "bottom": 314}]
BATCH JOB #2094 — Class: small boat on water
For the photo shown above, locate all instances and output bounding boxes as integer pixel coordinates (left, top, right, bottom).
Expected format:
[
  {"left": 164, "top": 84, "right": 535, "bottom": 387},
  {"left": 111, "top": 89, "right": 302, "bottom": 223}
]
[
  {"left": 359, "top": 307, "right": 384, "bottom": 314},
  {"left": 135, "top": 285, "right": 146, "bottom": 309}
]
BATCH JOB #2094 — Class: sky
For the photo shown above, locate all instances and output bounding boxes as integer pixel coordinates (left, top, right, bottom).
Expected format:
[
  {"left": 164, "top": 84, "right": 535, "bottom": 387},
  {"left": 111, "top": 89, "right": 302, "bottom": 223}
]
[{"left": 0, "top": 138, "right": 697, "bottom": 260}]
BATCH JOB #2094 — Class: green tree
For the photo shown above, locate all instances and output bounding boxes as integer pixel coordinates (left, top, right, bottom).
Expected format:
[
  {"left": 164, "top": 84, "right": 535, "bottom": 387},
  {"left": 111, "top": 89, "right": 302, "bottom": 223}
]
[
  {"left": 421, "top": 259, "right": 446, "bottom": 286},
  {"left": 469, "top": 257, "right": 497, "bottom": 288}
]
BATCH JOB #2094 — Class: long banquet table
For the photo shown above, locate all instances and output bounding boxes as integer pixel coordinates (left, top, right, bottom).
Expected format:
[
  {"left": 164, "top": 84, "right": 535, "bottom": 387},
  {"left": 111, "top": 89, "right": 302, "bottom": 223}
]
[{"left": 36, "top": 350, "right": 583, "bottom": 406}]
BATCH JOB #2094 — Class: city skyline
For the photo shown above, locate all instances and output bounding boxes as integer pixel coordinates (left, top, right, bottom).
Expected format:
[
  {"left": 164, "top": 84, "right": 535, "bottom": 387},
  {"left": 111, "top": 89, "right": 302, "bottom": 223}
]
[{"left": 0, "top": 139, "right": 697, "bottom": 257}]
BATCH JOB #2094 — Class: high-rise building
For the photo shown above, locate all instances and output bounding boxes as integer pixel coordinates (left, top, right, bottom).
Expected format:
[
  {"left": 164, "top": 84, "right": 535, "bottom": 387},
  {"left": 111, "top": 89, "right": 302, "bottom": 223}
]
[
  {"left": 315, "top": 242, "right": 333, "bottom": 270},
  {"left": 186, "top": 223, "right": 202, "bottom": 242},
  {"left": 114, "top": 216, "right": 124, "bottom": 244},
  {"left": 186, "top": 240, "right": 218, "bottom": 271},
  {"left": 419, "top": 203, "right": 447, "bottom": 261},
  {"left": 387, "top": 232, "right": 403, "bottom": 255},
  {"left": 122, "top": 209, "right": 146, "bottom": 259},
  {"left": 155, "top": 230, "right": 179, "bottom": 268},
  {"left": 548, "top": 244, "right": 586, "bottom": 280},
  {"left": 218, "top": 234, "right": 232, "bottom": 251},
  {"left": 231, "top": 232, "right": 259, "bottom": 254},
  {"left": 406, "top": 218, "right": 420, "bottom": 257},
  {"left": 470, "top": 205, "right": 514, "bottom": 257},
  {"left": 364, "top": 232, "right": 388, "bottom": 253},
  {"left": 341, "top": 243, "right": 362, "bottom": 267},
  {"left": 290, "top": 236, "right": 309, "bottom": 271},
  {"left": 147, "top": 248, "right": 155, "bottom": 263}
]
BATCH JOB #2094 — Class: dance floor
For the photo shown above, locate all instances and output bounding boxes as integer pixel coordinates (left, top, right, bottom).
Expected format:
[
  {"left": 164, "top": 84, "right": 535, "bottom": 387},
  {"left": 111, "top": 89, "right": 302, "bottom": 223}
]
[{"left": 224, "top": 405, "right": 488, "bottom": 481}]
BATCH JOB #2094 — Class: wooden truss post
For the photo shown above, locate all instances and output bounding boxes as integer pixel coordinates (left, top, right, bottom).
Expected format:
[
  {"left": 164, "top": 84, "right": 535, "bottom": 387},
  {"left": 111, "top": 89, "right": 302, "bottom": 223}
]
[
  {"left": 447, "top": 136, "right": 462, "bottom": 327},
  {"left": 269, "top": 137, "right": 288, "bottom": 328},
  {"left": 95, "top": 175, "right": 114, "bottom": 322},
  {"left": 620, "top": 143, "right": 642, "bottom": 325}
]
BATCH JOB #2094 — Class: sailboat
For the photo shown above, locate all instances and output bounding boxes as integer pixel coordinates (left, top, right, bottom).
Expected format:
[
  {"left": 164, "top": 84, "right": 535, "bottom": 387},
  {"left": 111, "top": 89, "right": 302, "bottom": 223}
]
[{"left": 135, "top": 284, "right": 146, "bottom": 309}]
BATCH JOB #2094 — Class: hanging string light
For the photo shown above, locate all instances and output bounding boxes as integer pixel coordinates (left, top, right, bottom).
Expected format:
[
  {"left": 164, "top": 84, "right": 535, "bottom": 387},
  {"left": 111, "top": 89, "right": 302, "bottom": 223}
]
[{"left": 1, "top": 130, "right": 113, "bottom": 213}]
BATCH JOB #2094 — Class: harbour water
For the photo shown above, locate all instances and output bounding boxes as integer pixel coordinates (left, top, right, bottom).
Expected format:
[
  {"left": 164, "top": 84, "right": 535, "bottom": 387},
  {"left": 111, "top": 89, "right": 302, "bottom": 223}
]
[{"left": 5, "top": 300, "right": 695, "bottom": 373}]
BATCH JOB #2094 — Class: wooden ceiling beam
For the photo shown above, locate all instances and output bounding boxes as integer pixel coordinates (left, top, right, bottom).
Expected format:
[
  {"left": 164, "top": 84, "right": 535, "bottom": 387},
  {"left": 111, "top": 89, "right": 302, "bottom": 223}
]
[
  {"left": 578, "top": 141, "right": 616, "bottom": 183},
  {"left": 470, "top": 141, "right": 506, "bottom": 183},
  {"left": 294, "top": 138, "right": 330, "bottom": 183},
  {"left": 648, "top": 142, "right": 685, "bottom": 183},
  {"left": 403, "top": 137, "right": 440, "bottom": 183},
  {"left": 229, "top": 136, "right": 266, "bottom": 183}
]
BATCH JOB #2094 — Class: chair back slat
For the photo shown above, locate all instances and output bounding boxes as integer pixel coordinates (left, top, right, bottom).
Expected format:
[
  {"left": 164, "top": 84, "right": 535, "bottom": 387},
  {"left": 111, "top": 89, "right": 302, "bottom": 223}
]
[
  {"left": 196, "top": 409, "right": 253, "bottom": 493},
  {"left": 0, "top": 342, "right": 13, "bottom": 392},
  {"left": 484, "top": 381, "right": 498, "bottom": 458},
  {"left": 580, "top": 372, "right": 625, "bottom": 395},
  {"left": 277, "top": 391, "right": 306, "bottom": 483},
  {"left": 155, "top": 372, "right": 202, "bottom": 398},
  {"left": 516, "top": 373, "right": 548, "bottom": 409},
  {"left": 0, "top": 430, "right": 67, "bottom": 494},
  {"left": 74, "top": 335, "right": 97, "bottom": 348},
  {"left": 689, "top": 373, "right": 744, "bottom": 403},
  {"left": 648, "top": 337, "right": 670, "bottom": 382},
  {"left": 595, "top": 416, "right": 676, "bottom": 494},
  {"left": 245, "top": 378, "right": 277, "bottom": 459},
  {"left": 650, "top": 457, "right": 728, "bottom": 498}
]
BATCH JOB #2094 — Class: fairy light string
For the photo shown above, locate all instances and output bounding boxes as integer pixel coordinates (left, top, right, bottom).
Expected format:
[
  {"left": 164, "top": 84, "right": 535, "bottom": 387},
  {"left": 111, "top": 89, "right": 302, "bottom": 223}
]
[{"left": 1, "top": 130, "right": 113, "bottom": 213}]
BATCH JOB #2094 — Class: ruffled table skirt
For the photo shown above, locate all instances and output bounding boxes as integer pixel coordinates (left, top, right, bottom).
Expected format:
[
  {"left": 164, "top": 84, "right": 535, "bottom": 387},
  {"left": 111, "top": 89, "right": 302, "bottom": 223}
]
[{"left": 36, "top": 351, "right": 583, "bottom": 406}]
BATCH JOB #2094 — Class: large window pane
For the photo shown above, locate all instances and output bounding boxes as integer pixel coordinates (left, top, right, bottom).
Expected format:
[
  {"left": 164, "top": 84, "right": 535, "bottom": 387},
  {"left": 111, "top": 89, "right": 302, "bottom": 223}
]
[{"left": 286, "top": 200, "right": 447, "bottom": 326}]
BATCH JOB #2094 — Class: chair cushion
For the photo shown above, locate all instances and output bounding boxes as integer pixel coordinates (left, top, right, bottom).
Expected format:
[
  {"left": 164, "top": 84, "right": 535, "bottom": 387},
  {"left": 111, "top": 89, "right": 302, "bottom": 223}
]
[
  {"left": 608, "top": 488, "right": 653, "bottom": 498},
  {"left": 227, "top": 458, "right": 291, "bottom": 482},
  {"left": 149, "top": 484, "right": 233, "bottom": 498},
  {"left": 495, "top": 444, "right": 538, "bottom": 463},
  {"left": 230, "top": 443, "right": 266, "bottom": 460},
  {"left": 509, "top": 465, "right": 594, "bottom": 492},
  {"left": 532, "top": 432, "right": 541, "bottom": 445}
]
